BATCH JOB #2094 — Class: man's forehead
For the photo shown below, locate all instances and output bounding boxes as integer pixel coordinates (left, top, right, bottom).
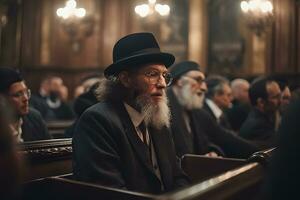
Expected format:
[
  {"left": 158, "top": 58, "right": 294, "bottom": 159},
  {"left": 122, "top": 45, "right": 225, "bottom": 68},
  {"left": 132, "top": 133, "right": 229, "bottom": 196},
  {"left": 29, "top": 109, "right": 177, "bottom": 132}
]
[
  {"left": 267, "top": 81, "right": 281, "bottom": 93},
  {"left": 9, "top": 81, "right": 27, "bottom": 91}
]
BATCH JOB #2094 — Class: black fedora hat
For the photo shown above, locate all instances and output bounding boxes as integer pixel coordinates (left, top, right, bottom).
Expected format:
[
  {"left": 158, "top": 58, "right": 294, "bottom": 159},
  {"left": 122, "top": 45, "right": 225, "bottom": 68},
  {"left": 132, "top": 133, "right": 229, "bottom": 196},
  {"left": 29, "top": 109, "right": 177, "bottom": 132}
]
[{"left": 104, "top": 32, "right": 175, "bottom": 78}]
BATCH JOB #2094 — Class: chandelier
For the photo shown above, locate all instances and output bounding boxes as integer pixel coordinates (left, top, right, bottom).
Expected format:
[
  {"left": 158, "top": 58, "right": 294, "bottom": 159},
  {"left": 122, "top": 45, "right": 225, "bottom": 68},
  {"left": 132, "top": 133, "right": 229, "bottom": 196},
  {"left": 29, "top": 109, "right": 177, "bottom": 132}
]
[
  {"left": 240, "top": 0, "right": 274, "bottom": 36},
  {"left": 135, "top": 0, "right": 170, "bottom": 18},
  {"left": 56, "top": 0, "right": 94, "bottom": 52},
  {"left": 56, "top": 0, "right": 86, "bottom": 19}
]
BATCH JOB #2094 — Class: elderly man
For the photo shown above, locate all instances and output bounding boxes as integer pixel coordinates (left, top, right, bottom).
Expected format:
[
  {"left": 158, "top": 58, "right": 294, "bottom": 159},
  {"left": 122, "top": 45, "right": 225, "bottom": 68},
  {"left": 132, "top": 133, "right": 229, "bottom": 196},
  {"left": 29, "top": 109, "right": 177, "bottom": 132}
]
[
  {"left": 204, "top": 75, "right": 233, "bottom": 130},
  {"left": 73, "top": 33, "right": 189, "bottom": 194},
  {"left": 239, "top": 77, "right": 281, "bottom": 149},
  {"left": 0, "top": 68, "right": 50, "bottom": 142},
  {"left": 167, "top": 61, "right": 257, "bottom": 158},
  {"left": 225, "top": 78, "right": 251, "bottom": 131}
]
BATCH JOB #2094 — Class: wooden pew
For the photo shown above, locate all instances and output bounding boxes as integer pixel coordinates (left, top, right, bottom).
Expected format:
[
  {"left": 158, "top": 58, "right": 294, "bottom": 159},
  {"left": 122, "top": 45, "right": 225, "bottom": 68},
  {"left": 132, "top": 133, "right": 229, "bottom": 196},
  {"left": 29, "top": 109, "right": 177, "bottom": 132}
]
[
  {"left": 21, "top": 149, "right": 274, "bottom": 200},
  {"left": 181, "top": 154, "right": 247, "bottom": 183},
  {"left": 22, "top": 177, "right": 156, "bottom": 200},
  {"left": 18, "top": 138, "right": 73, "bottom": 181},
  {"left": 158, "top": 149, "right": 274, "bottom": 200},
  {"left": 159, "top": 162, "right": 263, "bottom": 200},
  {"left": 46, "top": 120, "right": 74, "bottom": 138}
]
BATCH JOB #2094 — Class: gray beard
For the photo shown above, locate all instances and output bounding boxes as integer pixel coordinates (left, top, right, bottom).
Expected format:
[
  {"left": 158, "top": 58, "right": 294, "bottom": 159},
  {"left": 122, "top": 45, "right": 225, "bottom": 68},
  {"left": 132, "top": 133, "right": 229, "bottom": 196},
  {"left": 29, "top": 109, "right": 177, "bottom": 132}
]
[
  {"left": 136, "top": 92, "right": 171, "bottom": 130},
  {"left": 177, "top": 83, "right": 204, "bottom": 110}
]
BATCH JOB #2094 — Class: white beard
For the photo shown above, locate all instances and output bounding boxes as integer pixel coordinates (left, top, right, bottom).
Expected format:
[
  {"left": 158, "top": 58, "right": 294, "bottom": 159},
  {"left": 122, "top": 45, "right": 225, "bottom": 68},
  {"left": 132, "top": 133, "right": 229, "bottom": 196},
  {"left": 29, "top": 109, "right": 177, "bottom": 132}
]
[
  {"left": 136, "top": 92, "right": 171, "bottom": 130},
  {"left": 177, "top": 83, "right": 204, "bottom": 110}
]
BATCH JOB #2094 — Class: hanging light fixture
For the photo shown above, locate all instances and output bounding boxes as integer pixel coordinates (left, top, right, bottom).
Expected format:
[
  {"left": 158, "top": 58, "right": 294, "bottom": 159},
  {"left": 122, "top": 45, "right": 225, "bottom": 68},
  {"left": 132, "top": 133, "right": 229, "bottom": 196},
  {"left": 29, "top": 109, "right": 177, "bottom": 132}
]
[
  {"left": 56, "top": 0, "right": 94, "bottom": 52},
  {"left": 56, "top": 0, "right": 86, "bottom": 19},
  {"left": 240, "top": 0, "right": 274, "bottom": 36},
  {"left": 135, "top": 0, "right": 170, "bottom": 18}
]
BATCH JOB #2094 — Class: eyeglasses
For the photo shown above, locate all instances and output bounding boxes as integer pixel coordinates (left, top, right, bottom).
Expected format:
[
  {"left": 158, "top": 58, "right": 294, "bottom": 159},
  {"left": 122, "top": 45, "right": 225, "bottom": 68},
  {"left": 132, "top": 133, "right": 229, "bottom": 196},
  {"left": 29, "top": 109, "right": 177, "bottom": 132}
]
[
  {"left": 9, "top": 89, "right": 31, "bottom": 99},
  {"left": 183, "top": 76, "right": 205, "bottom": 84},
  {"left": 143, "top": 70, "right": 173, "bottom": 86}
]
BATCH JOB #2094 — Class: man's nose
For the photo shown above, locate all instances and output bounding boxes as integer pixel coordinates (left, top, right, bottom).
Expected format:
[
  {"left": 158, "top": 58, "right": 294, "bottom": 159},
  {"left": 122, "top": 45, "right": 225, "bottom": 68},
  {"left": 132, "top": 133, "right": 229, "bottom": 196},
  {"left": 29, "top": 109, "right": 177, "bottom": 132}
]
[
  {"left": 200, "top": 82, "right": 207, "bottom": 92},
  {"left": 156, "top": 75, "right": 167, "bottom": 88}
]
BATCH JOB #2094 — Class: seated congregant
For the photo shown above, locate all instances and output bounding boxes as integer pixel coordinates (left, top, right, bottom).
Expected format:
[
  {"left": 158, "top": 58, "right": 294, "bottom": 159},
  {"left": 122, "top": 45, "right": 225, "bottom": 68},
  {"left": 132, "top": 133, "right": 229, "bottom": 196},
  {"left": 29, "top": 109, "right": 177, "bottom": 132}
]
[
  {"left": 168, "top": 61, "right": 257, "bottom": 158},
  {"left": 72, "top": 32, "right": 189, "bottom": 194},
  {"left": 239, "top": 77, "right": 281, "bottom": 149},
  {"left": 0, "top": 68, "right": 51, "bottom": 142},
  {"left": 204, "top": 75, "right": 233, "bottom": 130},
  {"left": 225, "top": 78, "right": 251, "bottom": 131},
  {"left": 30, "top": 76, "right": 75, "bottom": 121},
  {"left": 64, "top": 82, "right": 99, "bottom": 138}
]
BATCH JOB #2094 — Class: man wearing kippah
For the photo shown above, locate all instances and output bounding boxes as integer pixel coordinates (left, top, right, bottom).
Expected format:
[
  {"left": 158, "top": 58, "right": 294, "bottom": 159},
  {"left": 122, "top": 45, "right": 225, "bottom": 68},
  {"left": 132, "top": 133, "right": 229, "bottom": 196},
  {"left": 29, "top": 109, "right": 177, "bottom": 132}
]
[
  {"left": 73, "top": 32, "right": 189, "bottom": 194},
  {"left": 168, "top": 61, "right": 257, "bottom": 158},
  {"left": 0, "top": 67, "right": 51, "bottom": 142}
]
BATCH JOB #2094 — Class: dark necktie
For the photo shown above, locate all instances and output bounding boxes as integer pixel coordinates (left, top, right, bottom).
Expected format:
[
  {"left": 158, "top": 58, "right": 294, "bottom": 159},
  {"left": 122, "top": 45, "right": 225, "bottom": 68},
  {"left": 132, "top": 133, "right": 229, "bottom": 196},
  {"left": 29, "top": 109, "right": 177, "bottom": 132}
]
[{"left": 138, "top": 121, "right": 148, "bottom": 145}]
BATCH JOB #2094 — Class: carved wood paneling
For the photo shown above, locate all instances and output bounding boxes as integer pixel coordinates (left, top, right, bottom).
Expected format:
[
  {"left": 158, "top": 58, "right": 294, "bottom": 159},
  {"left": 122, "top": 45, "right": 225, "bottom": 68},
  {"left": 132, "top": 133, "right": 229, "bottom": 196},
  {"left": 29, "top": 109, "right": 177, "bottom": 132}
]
[{"left": 271, "top": 0, "right": 298, "bottom": 73}]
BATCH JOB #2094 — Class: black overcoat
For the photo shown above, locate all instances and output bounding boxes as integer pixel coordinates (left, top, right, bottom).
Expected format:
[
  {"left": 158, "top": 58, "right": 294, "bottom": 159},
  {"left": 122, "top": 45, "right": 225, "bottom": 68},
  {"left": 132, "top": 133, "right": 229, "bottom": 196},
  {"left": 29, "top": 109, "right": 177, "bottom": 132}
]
[
  {"left": 72, "top": 100, "right": 189, "bottom": 194},
  {"left": 167, "top": 89, "right": 257, "bottom": 158}
]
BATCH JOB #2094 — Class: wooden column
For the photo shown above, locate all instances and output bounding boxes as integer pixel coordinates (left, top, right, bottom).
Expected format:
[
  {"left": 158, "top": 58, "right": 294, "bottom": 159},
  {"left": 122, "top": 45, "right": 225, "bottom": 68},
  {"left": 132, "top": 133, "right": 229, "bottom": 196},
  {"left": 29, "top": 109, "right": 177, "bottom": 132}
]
[
  {"left": 188, "top": 0, "right": 208, "bottom": 71},
  {"left": 270, "top": 0, "right": 297, "bottom": 73}
]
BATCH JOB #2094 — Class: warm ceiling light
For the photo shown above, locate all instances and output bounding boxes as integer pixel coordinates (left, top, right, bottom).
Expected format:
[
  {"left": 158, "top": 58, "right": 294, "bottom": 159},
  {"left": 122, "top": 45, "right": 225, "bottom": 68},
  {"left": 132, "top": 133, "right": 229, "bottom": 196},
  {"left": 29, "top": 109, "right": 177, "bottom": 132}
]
[
  {"left": 240, "top": 0, "right": 274, "bottom": 36},
  {"left": 56, "top": 0, "right": 86, "bottom": 19},
  {"left": 135, "top": 0, "right": 170, "bottom": 18}
]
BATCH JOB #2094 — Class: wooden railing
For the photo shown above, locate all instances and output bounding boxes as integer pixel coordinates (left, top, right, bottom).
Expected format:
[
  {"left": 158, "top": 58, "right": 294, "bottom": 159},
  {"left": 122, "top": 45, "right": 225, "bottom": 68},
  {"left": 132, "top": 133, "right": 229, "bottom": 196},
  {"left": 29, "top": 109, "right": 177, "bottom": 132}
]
[
  {"left": 19, "top": 140, "right": 274, "bottom": 200},
  {"left": 46, "top": 120, "right": 74, "bottom": 138},
  {"left": 18, "top": 138, "right": 73, "bottom": 181}
]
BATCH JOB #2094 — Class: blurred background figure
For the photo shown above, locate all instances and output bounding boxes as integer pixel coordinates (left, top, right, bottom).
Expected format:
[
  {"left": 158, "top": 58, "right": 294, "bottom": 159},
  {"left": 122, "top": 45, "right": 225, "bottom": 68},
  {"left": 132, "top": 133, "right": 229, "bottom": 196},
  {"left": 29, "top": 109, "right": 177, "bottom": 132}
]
[
  {"left": 225, "top": 78, "right": 251, "bottom": 131},
  {"left": 168, "top": 61, "right": 257, "bottom": 158},
  {"left": 31, "top": 76, "right": 75, "bottom": 121},
  {"left": 74, "top": 74, "right": 102, "bottom": 98},
  {"left": 30, "top": 77, "right": 51, "bottom": 117},
  {"left": 0, "top": 95, "right": 23, "bottom": 200},
  {"left": 262, "top": 99, "right": 300, "bottom": 200},
  {"left": 0, "top": 68, "right": 51, "bottom": 142},
  {"left": 65, "top": 81, "right": 100, "bottom": 138},
  {"left": 239, "top": 77, "right": 281, "bottom": 149},
  {"left": 204, "top": 75, "right": 233, "bottom": 130},
  {"left": 277, "top": 80, "right": 291, "bottom": 115}
]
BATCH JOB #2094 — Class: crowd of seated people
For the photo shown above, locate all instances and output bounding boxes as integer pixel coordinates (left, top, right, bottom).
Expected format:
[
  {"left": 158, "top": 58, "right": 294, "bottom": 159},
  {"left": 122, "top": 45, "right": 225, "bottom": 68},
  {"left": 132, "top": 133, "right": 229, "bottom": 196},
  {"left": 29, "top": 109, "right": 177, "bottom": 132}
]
[
  {"left": 0, "top": 32, "right": 299, "bottom": 198},
  {"left": 30, "top": 76, "right": 75, "bottom": 121}
]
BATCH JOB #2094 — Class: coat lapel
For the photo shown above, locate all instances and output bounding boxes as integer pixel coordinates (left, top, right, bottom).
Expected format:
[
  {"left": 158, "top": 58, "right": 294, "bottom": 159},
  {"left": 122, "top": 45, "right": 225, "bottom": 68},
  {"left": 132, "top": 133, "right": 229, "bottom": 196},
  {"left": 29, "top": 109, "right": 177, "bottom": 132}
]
[
  {"left": 150, "top": 126, "right": 172, "bottom": 189},
  {"left": 114, "top": 102, "right": 158, "bottom": 176}
]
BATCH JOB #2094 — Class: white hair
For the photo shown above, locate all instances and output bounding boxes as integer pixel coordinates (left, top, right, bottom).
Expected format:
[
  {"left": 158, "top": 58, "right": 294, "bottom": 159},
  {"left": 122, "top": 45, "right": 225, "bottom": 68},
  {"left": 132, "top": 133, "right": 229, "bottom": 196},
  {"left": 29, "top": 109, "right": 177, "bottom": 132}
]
[
  {"left": 176, "top": 79, "right": 205, "bottom": 110},
  {"left": 136, "top": 91, "right": 171, "bottom": 129}
]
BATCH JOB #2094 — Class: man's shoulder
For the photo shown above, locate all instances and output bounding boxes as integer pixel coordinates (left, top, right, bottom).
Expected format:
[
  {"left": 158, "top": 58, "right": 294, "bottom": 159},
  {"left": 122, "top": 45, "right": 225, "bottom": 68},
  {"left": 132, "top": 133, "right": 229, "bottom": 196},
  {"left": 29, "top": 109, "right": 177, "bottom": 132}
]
[
  {"left": 27, "top": 108, "right": 43, "bottom": 119},
  {"left": 239, "top": 110, "right": 270, "bottom": 137},
  {"left": 85, "top": 101, "right": 114, "bottom": 113},
  {"left": 80, "top": 101, "right": 123, "bottom": 123}
]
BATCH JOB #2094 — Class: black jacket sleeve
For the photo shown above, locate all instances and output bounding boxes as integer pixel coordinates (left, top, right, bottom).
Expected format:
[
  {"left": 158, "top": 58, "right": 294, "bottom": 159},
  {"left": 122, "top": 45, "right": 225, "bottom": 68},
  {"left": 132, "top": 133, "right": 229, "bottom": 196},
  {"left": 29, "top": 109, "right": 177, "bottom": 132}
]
[{"left": 198, "top": 109, "right": 258, "bottom": 158}]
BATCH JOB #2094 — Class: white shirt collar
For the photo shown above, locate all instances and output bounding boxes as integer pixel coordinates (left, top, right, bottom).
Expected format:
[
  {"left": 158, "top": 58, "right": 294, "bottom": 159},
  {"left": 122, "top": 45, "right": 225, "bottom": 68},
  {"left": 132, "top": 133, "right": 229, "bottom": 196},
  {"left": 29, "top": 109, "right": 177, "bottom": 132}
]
[
  {"left": 124, "top": 103, "right": 145, "bottom": 128},
  {"left": 205, "top": 99, "right": 223, "bottom": 119}
]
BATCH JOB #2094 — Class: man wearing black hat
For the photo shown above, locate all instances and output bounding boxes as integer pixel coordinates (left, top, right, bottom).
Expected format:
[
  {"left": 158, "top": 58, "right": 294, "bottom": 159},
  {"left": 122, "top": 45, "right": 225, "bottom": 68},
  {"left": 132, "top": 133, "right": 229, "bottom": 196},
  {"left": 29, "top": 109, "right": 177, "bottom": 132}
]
[
  {"left": 73, "top": 32, "right": 189, "bottom": 194},
  {"left": 0, "top": 68, "right": 51, "bottom": 142},
  {"left": 168, "top": 61, "right": 257, "bottom": 158}
]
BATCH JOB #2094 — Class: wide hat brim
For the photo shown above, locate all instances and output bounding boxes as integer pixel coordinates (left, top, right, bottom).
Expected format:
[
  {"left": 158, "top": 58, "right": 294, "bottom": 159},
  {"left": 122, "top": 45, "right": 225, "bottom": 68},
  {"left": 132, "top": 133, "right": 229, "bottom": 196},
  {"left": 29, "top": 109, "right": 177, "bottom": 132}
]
[{"left": 104, "top": 51, "right": 175, "bottom": 78}]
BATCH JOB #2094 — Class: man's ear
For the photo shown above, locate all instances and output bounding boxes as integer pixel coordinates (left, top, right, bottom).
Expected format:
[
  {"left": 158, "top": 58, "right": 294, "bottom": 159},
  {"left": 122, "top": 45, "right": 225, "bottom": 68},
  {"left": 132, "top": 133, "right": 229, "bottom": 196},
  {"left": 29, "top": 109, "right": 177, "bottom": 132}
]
[{"left": 118, "top": 71, "right": 131, "bottom": 88}]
